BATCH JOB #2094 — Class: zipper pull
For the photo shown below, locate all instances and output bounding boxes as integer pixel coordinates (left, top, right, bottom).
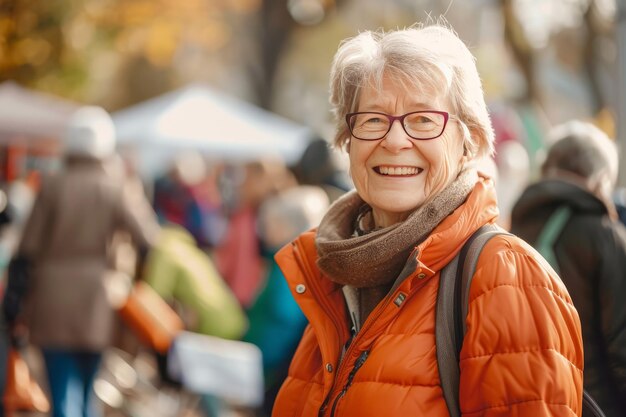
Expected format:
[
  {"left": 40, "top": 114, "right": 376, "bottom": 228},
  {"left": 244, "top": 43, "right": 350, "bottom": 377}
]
[
  {"left": 345, "top": 350, "right": 369, "bottom": 387},
  {"left": 319, "top": 401, "right": 329, "bottom": 417},
  {"left": 319, "top": 350, "right": 370, "bottom": 417}
]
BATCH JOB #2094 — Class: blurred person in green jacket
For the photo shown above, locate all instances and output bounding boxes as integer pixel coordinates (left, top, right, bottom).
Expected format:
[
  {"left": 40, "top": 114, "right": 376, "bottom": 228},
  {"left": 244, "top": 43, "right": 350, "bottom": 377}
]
[
  {"left": 142, "top": 225, "right": 247, "bottom": 340},
  {"left": 142, "top": 225, "right": 248, "bottom": 417}
]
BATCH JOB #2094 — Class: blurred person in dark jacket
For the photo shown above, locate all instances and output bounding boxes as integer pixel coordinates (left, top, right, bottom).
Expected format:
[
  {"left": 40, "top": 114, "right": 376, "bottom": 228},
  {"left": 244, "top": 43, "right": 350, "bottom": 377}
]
[
  {"left": 153, "top": 152, "right": 227, "bottom": 249},
  {"left": 510, "top": 120, "right": 626, "bottom": 417},
  {"left": 5, "top": 106, "right": 160, "bottom": 417},
  {"left": 291, "top": 137, "right": 353, "bottom": 203}
]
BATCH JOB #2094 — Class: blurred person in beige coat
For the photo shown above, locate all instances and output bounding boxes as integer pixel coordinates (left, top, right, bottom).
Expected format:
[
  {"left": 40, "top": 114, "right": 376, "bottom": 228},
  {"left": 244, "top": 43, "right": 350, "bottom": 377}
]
[{"left": 11, "top": 106, "right": 160, "bottom": 417}]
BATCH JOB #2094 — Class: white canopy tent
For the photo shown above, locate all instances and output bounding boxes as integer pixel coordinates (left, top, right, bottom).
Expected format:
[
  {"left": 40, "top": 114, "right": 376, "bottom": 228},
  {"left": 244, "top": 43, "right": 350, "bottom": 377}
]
[
  {"left": 113, "top": 84, "right": 313, "bottom": 177},
  {"left": 0, "top": 81, "right": 79, "bottom": 145}
]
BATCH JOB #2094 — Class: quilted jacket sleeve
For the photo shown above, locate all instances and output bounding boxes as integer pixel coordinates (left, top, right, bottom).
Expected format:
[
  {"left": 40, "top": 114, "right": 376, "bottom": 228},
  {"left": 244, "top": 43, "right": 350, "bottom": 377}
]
[{"left": 459, "top": 235, "right": 584, "bottom": 417}]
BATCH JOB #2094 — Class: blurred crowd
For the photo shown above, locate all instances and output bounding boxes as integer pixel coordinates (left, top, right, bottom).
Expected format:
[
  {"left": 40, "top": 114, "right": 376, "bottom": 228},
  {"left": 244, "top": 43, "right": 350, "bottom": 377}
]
[
  {"left": 0, "top": 94, "right": 625, "bottom": 417},
  {"left": 0, "top": 106, "right": 352, "bottom": 417}
]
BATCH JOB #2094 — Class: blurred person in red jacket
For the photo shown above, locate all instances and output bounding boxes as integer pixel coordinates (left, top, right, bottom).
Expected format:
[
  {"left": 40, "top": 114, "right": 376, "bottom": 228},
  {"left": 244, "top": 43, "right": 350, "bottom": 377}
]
[{"left": 214, "top": 159, "right": 297, "bottom": 308}]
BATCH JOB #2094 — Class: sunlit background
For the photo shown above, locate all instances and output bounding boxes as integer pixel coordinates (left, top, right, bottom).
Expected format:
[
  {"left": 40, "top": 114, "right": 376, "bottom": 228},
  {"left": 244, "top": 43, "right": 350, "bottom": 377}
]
[
  {"left": 1, "top": 0, "right": 625, "bottom": 225},
  {"left": 1, "top": 0, "right": 624, "bottom": 225},
  {"left": 1, "top": 1, "right": 626, "bottom": 415},
  {"left": 0, "top": 0, "right": 622, "bottom": 132}
]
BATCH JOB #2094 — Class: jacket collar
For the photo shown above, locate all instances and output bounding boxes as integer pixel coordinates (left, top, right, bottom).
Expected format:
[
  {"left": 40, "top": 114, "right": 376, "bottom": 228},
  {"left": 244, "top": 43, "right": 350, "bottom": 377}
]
[
  {"left": 413, "top": 175, "right": 499, "bottom": 273},
  {"left": 278, "top": 175, "right": 498, "bottom": 286}
]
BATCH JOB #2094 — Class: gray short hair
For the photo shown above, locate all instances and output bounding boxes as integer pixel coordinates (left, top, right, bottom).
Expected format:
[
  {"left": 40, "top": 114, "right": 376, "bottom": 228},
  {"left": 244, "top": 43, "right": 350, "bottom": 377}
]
[
  {"left": 329, "top": 23, "right": 494, "bottom": 159},
  {"left": 542, "top": 120, "right": 618, "bottom": 188},
  {"left": 257, "top": 186, "right": 330, "bottom": 247}
]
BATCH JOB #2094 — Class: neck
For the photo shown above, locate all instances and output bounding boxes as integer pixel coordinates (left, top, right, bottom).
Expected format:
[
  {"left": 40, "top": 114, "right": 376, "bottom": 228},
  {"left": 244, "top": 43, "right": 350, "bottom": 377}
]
[{"left": 372, "top": 210, "right": 409, "bottom": 229}]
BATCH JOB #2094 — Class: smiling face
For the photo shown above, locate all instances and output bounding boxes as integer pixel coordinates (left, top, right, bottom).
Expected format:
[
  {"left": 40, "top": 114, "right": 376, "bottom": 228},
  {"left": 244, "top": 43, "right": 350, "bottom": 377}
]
[{"left": 348, "top": 73, "right": 466, "bottom": 228}]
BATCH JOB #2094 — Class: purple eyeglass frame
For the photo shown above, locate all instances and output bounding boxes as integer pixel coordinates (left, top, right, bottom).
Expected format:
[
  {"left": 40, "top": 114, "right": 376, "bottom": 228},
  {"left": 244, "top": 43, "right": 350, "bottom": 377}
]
[{"left": 345, "top": 110, "right": 451, "bottom": 141}]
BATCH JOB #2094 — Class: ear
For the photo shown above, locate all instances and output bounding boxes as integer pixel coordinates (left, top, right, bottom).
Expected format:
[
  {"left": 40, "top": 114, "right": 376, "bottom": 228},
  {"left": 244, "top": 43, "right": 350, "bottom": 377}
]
[
  {"left": 590, "top": 170, "right": 613, "bottom": 201},
  {"left": 459, "top": 153, "right": 470, "bottom": 169},
  {"left": 459, "top": 140, "right": 471, "bottom": 163}
]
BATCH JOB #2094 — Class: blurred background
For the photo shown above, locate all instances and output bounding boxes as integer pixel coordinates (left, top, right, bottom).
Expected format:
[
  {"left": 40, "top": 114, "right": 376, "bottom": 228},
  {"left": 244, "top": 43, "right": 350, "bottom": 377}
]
[
  {"left": 1, "top": 0, "right": 625, "bottom": 215},
  {"left": 0, "top": 0, "right": 623, "bottom": 171},
  {"left": 0, "top": 0, "right": 625, "bottom": 416}
]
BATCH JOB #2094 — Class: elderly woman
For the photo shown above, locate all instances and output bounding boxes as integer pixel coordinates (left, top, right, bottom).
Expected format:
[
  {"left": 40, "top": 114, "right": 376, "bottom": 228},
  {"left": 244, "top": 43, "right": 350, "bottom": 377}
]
[{"left": 272, "top": 24, "right": 583, "bottom": 417}]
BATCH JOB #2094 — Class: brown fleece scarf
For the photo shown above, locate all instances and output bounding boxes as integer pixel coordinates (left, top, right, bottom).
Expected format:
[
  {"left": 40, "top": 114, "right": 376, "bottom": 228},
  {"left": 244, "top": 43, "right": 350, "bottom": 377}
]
[{"left": 315, "top": 169, "right": 478, "bottom": 325}]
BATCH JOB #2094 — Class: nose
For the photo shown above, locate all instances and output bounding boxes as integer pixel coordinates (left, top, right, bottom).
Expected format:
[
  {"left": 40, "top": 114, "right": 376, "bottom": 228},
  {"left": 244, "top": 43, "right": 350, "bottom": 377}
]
[{"left": 382, "top": 119, "right": 413, "bottom": 152}]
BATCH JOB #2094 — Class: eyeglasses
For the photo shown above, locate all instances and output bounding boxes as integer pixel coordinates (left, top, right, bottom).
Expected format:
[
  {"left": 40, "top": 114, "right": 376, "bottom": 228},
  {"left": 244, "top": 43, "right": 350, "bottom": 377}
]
[{"left": 345, "top": 110, "right": 452, "bottom": 141}]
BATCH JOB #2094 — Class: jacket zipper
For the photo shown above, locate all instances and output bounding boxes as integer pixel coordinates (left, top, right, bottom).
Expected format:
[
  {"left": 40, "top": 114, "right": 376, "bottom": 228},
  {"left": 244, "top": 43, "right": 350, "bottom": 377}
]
[
  {"left": 309, "top": 244, "right": 425, "bottom": 417},
  {"left": 318, "top": 292, "right": 400, "bottom": 417},
  {"left": 318, "top": 256, "right": 427, "bottom": 417},
  {"left": 328, "top": 350, "right": 369, "bottom": 417}
]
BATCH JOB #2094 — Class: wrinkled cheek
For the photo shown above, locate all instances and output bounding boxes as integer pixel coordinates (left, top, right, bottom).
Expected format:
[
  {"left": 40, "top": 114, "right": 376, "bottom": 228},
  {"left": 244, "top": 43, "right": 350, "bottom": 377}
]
[
  {"left": 425, "top": 166, "right": 449, "bottom": 199},
  {"left": 347, "top": 155, "right": 357, "bottom": 182},
  {"left": 349, "top": 165, "right": 367, "bottom": 195},
  {"left": 348, "top": 164, "right": 358, "bottom": 186}
]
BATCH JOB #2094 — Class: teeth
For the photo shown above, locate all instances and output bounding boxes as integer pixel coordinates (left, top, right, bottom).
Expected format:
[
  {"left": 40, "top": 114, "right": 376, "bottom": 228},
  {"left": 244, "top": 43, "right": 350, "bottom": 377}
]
[{"left": 378, "top": 166, "right": 419, "bottom": 176}]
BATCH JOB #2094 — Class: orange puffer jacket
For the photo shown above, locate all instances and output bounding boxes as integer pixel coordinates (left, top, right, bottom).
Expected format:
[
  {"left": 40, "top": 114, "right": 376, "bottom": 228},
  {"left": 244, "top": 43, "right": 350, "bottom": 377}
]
[{"left": 273, "top": 178, "right": 583, "bottom": 417}]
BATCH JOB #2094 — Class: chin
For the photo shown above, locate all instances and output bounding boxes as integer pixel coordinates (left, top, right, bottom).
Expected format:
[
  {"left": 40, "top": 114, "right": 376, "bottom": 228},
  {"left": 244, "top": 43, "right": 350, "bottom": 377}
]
[{"left": 371, "top": 197, "right": 425, "bottom": 219}]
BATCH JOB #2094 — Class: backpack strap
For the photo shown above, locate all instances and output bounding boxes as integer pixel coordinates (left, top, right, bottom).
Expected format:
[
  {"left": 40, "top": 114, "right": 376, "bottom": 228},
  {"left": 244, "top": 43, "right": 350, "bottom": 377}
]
[
  {"left": 535, "top": 206, "right": 572, "bottom": 274},
  {"left": 436, "top": 223, "right": 509, "bottom": 417}
]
